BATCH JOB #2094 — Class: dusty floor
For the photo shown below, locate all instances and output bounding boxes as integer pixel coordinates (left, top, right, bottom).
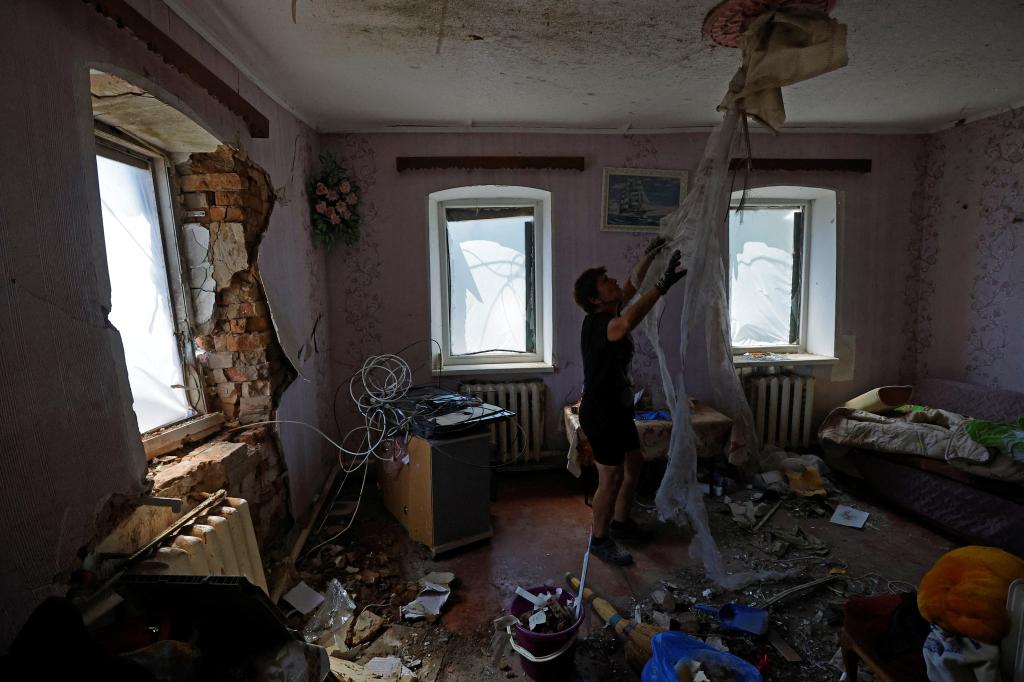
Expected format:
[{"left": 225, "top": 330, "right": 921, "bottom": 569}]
[{"left": 285, "top": 462, "right": 955, "bottom": 681}]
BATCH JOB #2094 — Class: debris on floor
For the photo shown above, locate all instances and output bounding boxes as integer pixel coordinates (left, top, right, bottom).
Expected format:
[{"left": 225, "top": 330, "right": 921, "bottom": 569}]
[
  {"left": 514, "top": 587, "right": 574, "bottom": 633},
  {"left": 274, "top": 461, "right": 957, "bottom": 681},
  {"left": 402, "top": 572, "right": 455, "bottom": 622}
]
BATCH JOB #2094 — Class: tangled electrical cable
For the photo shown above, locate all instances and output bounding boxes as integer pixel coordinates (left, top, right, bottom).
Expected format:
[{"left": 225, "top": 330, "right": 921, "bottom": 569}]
[
  {"left": 341, "top": 353, "right": 416, "bottom": 458},
  {"left": 235, "top": 344, "right": 534, "bottom": 561}
]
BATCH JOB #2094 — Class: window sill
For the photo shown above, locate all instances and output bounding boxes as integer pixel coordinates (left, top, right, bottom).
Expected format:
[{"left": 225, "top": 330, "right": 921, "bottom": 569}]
[
  {"left": 438, "top": 362, "right": 555, "bottom": 376},
  {"left": 142, "top": 412, "right": 225, "bottom": 460},
  {"left": 732, "top": 353, "right": 838, "bottom": 367}
]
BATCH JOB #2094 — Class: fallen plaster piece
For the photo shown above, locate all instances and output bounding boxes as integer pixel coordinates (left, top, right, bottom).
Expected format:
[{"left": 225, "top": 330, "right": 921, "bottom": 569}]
[
  {"left": 651, "top": 588, "right": 676, "bottom": 611},
  {"left": 651, "top": 610, "right": 672, "bottom": 629},
  {"left": 330, "top": 657, "right": 413, "bottom": 682},
  {"left": 211, "top": 221, "right": 248, "bottom": 291},
  {"left": 366, "top": 656, "right": 416, "bottom": 679},
  {"left": 351, "top": 609, "right": 385, "bottom": 646},
  {"left": 282, "top": 580, "right": 324, "bottom": 615}
]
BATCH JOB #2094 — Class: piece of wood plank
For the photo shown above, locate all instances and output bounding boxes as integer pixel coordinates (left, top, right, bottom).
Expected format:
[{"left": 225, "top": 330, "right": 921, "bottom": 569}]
[
  {"left": 768, "top": 628, "right": 802, "bottom": 662},
  {"left": 81, "top": 0, "right": 270, "bottom": 138},
  {"left": 270, "top": 463, "right": 340, "bottom": 603},
  {"left": 728, "top": 158, "right": 872, "bottom": 173},
  {"left": 142, "top": 413, "right": 225, "bottom": 459},
  {"left": 396, "top": 156, "right": 585, "bottom": 172}
]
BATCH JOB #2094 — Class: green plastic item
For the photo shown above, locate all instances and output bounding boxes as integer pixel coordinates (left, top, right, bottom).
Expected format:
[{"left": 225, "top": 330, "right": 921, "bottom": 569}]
[{"left": 965, "top": 417, "right": 1024, "bottom": 461}]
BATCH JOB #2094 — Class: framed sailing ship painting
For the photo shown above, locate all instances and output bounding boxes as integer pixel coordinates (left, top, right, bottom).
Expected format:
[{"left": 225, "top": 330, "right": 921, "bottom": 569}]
[{"left": 602, "top": 167, "right": 688, "bottom": 232}]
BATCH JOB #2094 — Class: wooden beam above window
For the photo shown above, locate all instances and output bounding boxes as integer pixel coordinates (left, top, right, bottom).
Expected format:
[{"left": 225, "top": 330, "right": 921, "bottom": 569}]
[
  {"left": 82, "top": 0, "right": 270, "bottom": 138},
  {"left": 396, "top": 156, "right": 585, "bottom": 172},
  {"left": 729, "top": 158, "right": 872, "bottom": 173}
]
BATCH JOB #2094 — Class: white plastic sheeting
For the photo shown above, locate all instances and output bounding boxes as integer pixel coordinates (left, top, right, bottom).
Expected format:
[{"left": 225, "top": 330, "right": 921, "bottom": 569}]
[
  {"left": 729, "top": 241, "right": 793, "bottom": 347},
  {"left": 96, "top": 155, "right": 192, "bottom": 432},
  {"left": 634, "top": 6, "right": 847, "bottom": 589},
  {"left": 446, "top": 216, "right": 531, "bottom": 356},
  {"left": 636, "top": 111, "right": 775, "bottom": 589}
]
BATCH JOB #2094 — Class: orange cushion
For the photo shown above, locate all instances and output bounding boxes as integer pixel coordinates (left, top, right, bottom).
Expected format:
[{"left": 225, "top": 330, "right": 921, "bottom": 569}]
[{"left": 917, "top": 545, "right": 1024, "bottom": 643}]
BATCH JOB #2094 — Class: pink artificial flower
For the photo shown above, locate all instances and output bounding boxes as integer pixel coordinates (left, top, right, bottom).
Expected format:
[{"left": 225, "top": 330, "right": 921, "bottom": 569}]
[
  {"left": 315, "top": 201, "right": 327, "bottom": 214},
  {"left": 315, "top": 182, "right": 328, "bottom": 195},
  {"left": 326, "top": 190, "right": 339, "bottom": 202},
  {"left": 339, "top": 205, "right": 351, "bottom": 218},
  {"left": 346, "top": 192, "right": 358, "bottom": 205},
  {"left": 328, "top": 211, "right": 341, "bottom": 225},
  {"left": 339, "top": 181, "right": 351, "bottom": 193}
]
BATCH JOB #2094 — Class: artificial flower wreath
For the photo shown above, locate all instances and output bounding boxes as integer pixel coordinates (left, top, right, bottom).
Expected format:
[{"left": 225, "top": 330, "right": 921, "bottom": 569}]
[{"left": 309, "top": 152, "right": 360, "bottom": 249}]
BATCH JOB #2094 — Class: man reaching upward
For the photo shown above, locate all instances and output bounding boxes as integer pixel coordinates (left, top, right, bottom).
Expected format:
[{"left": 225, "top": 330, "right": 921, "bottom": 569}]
[{"left": 572, "top": 241, "right": 686, "bottom": 565}]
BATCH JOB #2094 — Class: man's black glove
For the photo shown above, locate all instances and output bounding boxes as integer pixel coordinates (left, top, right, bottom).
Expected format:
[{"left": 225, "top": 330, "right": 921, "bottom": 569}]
[
  {"left": 655, "top": 250, "right": 686, "bottom": 295},
  {"left": 644, "top": 237, "right": 667, "bottom": 257}
]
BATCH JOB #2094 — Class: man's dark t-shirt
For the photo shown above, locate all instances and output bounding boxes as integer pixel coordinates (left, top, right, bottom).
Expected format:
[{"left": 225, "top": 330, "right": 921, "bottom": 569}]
[
  {"left": 579, "top": 312, "right": 639, "bottom": 465},
  {"left": 580, "top": 312, "right": 634, "bottom": 412}
]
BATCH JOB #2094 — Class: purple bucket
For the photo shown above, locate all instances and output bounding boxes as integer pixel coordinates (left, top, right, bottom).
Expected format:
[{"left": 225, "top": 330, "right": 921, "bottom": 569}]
[{"left": 509, "top": 585, "right": 585, "bottom": 682}]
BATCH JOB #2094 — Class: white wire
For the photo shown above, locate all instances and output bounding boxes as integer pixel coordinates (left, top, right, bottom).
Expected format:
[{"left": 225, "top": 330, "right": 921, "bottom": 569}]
[
  {"left": 302, "top": 456, "right": 371, "bottom": 559},
  {"left": 234, "top": 351, "right": 526, "bottom": 559}
]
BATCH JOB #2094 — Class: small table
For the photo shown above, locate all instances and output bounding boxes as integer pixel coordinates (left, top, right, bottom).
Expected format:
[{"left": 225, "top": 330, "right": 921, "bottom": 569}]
[{"left": 562, "top": 402, "right": 733, "bottom": 476}]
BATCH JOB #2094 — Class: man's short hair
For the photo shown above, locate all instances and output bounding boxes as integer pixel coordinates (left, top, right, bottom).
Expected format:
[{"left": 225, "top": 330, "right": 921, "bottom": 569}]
[{"left": 573, "top": 266, "right": 606, "bottom": 314}]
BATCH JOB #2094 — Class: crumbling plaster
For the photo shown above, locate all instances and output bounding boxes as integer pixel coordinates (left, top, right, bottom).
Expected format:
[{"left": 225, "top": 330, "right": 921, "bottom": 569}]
[
  {"left": 168, "top": 0, "right": 1024, "bottom": 132},
  {"left": 0, "top": 0, "right": 331, "bottom": 650}
]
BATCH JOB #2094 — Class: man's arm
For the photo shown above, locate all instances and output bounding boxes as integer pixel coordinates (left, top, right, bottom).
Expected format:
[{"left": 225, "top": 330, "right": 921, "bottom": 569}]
[
  {"left": 621, "top": 238, "right": 666, "bottom": 303},
  {"left": 608, "top": 250, "right": 686, "bottom": 342}
]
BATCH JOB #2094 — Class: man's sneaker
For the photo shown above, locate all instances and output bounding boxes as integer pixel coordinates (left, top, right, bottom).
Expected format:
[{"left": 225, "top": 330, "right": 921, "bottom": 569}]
[
  {"left": 609, "top": 518, "right": 652, "bottom": 543},
  {"left": 609, "top": 517, "right": 638, "bottom": 539},
  {"left": 591, "top": 536, "right": 633, "bottom": 566}
]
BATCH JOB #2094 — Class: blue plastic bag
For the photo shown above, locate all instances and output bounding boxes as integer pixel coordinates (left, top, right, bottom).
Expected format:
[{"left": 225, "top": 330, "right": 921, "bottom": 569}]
[{"left": 641, "top": 632, "right": 763, "bottom": 682}]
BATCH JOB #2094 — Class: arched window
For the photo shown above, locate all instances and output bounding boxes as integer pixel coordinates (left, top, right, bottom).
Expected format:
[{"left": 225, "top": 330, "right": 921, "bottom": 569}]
[
  {"left": 427, "top": 186, "right": 553, "bottom": 373},
  {"left": 728, "top": 186, "right": 838, "bottom": 357}
]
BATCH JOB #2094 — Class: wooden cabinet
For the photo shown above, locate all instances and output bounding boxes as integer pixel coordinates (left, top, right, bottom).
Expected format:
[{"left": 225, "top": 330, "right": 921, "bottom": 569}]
[{"left": 378, "top": 431, "right": 492, "bottom": 557}]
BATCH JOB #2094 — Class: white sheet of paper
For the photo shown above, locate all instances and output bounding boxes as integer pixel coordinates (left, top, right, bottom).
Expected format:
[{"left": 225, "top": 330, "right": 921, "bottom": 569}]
[
  {"left": 434, "top": 404, "right": 505, "bottom": 426},
  {"left": 528, "top": 609, "right": 547, "bottom": 630},
  {"left": 830, "top": 504, "right": 869, "bottom": 528},
  {"left": 282, "top": 581, "right": 324, "bottom": 615}
]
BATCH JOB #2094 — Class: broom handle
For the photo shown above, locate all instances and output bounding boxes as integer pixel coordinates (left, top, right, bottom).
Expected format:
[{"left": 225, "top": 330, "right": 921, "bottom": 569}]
[
  {"left": 566, "top": 573, "right": 663, "bottom": 668},
  {"left": 566, "top": 573, "right": 620, "bottom": 625}
]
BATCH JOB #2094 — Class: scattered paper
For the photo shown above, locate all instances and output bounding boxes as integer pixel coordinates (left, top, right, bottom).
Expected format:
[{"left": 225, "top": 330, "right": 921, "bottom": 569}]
[
  {"left": 282, "top": 581, "right": 324, "bottom": 615},
  {"left": 402, "top": 572, "right": 456, "bottom": 621},
  {"left": 527, "top": 610, "right": 547, "bottom": 630},
  {"left": 830, "top": 504, "right": 869, "bottom": 528}
]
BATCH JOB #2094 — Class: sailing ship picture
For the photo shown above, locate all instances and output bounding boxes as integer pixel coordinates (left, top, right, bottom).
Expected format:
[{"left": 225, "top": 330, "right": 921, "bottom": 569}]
[{"left": 602, "top": 167, "right": 688, "bottom": 232}]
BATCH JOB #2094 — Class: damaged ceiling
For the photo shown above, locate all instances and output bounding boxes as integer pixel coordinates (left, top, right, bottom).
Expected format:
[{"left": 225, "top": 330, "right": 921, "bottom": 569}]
[
  {"left": 164, "top": 0, "right": 1024, "bottom": 133},
  {"left": 91, "top": 71, "right": 221, "bottom": 152}
]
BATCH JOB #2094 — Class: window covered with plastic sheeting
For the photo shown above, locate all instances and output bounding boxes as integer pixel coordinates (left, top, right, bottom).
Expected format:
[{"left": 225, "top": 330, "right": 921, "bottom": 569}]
[
  {"left": 444, "top": 207, "right": 536, "bottom": 357},
  {"left": 728, "top": 204, "right": 806, "bottom": 349},
  {"left": 428, "top": 186, "right": 553, "bottom": 373},
  {"left": 96, "top": 151, "right": 193, "bottom": 432}
]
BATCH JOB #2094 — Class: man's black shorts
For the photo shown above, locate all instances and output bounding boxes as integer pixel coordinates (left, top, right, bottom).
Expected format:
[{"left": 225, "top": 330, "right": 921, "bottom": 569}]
[{"left": 579, "top": 401, "right": 640, "bottom": 467}]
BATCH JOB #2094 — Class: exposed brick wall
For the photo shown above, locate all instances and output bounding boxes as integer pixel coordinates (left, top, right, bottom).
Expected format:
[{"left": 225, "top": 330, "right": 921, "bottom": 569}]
[
  {"left": 145, "top": 145, "right": 297, "bottom": 548},
  {"left": 149, "top": 426, "right": 290, "bottom": 547},
  {"left": 174, "top": 146, "right": 291, "bottom": 426}
]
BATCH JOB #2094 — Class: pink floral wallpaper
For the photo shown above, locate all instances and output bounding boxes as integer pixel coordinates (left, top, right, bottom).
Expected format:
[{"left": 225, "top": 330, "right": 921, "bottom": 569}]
[
  {"left": 905, "top": 106, "right": 1024, "bottom": 392},
  {"left": 323, "top": 130, "right": 923, "bottom": 449}
]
